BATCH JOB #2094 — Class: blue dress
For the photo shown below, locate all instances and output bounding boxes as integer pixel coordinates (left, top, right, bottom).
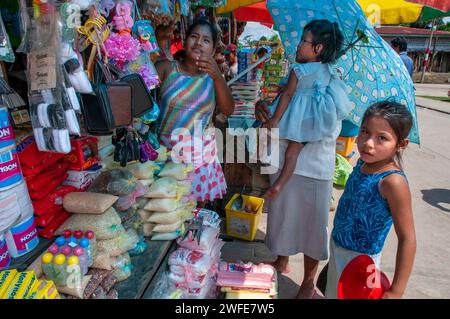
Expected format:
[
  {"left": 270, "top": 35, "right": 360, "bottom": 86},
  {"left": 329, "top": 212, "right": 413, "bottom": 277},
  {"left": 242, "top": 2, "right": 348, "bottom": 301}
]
[
  {"left": 274, "top": 62, "right": 352, "bottom": 143},
  {"left": 332, "top": 160, "right": 407, "bottom": 255}
]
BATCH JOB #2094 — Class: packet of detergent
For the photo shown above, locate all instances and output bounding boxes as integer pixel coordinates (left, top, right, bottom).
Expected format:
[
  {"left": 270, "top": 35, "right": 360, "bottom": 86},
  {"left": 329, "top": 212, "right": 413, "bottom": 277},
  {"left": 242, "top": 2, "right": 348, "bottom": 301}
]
[
  {"left": 28, "top": 280, "right": 60, "bottom": 299},
  {"left": 0, "top": 269, "right": 18, "bottom": 297},
  {"left": 1, "top": 271, "right": 38, "bottom": 299}
]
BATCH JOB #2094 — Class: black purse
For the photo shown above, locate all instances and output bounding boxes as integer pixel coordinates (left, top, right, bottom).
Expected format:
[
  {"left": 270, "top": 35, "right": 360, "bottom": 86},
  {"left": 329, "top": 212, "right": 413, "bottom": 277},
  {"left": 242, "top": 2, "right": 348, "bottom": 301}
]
[{"left": 80, "top": 61, "right": 133, "bottom": 135}]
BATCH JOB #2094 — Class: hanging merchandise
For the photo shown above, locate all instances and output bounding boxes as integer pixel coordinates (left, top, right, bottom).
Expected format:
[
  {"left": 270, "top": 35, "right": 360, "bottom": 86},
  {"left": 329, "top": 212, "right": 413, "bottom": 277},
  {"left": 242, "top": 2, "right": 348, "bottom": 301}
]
[
  {"left": 142, "top": 0, "right": 174, "bottom": 26},
  {"left": 178, "top": 0, "right": 190, "bottom": 16},
  {"left": 97, "top": 0, "right": 116, "bottom": 17},
  {"left": 0, "top": 14, "right": 15, "bottom": 63},
  {"left": 0, "top": 77, "right": 26, "bottom": 110},
  {"left": 190, "top": 0, "right": 227, "bottom": 8},
  {"left": 132, "top": 20, "right": 159, "bottom": 53},
  {"left": 26, "top": 9, "right": 78, "bottom": 153}
]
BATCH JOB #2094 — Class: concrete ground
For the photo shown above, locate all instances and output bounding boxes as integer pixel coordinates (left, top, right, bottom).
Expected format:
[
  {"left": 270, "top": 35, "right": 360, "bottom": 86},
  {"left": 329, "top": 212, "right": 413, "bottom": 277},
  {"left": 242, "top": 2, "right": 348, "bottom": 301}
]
[{"left": 221, "top": 85, "right": 450, "bottom": 299}]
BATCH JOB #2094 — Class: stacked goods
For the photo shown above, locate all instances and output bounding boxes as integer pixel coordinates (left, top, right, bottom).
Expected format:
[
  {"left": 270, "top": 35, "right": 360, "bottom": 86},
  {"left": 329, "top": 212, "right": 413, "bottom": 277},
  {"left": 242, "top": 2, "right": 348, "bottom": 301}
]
[
  {"left": 62, "top": 136, "right": 102, "bottom": 191},
  {"left": 96, "top": 135, "right": 115, "bottom": 166},
  {"left": 0, "top": 109, "right": 39, "bottom": 264},
  {"left": 56, "top": 191, "right": 139, "bottom": 290},
  {"left": 151, "top": 209, "right": 223, "bottom": 299},
  {"left": 237, "top": 50, "right": 253, "bottom": 83},
  {"left": 16, "top": 135, "right": 73, "bottom": 239},
  {"left": 262, "top": 51, "right": 287, "bottom": 102},
  {"left": 0, "top": 269, "right": 60, "bottom": 299},
  {"left": 138, "top": 162, "right": 196, "bottom": 240},
  {"left": 217, "top": 261, "right": 278, "bottom": 299}
]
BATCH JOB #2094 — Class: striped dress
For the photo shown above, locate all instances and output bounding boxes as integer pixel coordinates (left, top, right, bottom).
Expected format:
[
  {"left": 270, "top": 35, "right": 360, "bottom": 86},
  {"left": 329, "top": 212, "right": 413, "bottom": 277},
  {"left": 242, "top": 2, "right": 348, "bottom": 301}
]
[{"left": 155, "top": 61, "right": 227, "bottom": 202}]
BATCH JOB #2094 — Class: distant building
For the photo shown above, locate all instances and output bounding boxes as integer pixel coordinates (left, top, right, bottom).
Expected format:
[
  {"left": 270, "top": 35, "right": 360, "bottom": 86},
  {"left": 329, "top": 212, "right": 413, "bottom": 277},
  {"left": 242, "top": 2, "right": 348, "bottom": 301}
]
[{"left": 376, "top": 26, "right": 450, "bottom": 73}]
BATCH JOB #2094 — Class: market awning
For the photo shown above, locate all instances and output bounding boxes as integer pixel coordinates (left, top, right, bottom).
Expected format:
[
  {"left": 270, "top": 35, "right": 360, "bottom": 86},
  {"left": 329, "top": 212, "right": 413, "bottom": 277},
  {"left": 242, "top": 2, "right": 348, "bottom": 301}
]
[
  {"left": 234, "top": 1, "right": 274, "bottom": 25},
  {"left": 357, "top": 0, "right": 424, "bottom": 24},
  {"left": 406, "top": 0, "right": 450, "bottom": 12},
  {"left": 216, "top": 0, "right": 265, "bottom": 14}
]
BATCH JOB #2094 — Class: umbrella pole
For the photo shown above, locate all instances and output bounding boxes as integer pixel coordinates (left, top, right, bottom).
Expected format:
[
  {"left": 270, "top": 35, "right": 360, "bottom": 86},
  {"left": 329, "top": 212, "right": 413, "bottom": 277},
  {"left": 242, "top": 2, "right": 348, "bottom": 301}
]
[{"left": 420, "top": 18, "right": 437, "bottom": 83}]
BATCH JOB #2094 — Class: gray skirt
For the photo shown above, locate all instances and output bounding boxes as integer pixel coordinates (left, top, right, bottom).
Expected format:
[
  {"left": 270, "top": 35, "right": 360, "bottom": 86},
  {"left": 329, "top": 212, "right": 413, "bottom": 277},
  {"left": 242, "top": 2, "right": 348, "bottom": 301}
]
[{"left": 265, "top": 172, "right": 333, "bottom": 261}]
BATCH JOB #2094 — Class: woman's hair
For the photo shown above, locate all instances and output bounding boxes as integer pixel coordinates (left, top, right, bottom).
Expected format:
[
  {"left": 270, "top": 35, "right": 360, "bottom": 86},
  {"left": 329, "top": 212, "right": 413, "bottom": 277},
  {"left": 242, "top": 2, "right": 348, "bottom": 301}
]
[
  {"left": 185, "top": 18, "right": 219, "bottom": 48},
  {"left": 303, "top": 20, "right": 344, "bottom": 63},
  {"left": 361, "top": 100, "right": 413, "bottom": 167}
]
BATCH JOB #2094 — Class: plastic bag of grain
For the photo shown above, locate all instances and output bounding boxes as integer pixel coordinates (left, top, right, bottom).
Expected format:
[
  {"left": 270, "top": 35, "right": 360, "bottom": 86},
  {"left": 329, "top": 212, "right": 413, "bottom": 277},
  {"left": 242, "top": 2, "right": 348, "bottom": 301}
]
[
  {"left": 56, "top": 207, "right": 124, "bottom": 240},
  {"left": 97, "top": 229, "right": 140, "bottom": 257},
  {"left": 63, "top": 192, "right": 118, "bottom": 214},
  {"left": 158, "top": 162, "right": 193, "bottom": 180}
]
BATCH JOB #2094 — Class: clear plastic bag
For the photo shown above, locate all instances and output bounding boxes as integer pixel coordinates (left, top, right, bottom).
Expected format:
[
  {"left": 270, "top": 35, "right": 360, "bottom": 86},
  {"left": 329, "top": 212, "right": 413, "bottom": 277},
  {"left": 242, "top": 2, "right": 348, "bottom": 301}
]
[
  {"left": 151, "top": 224, "right": 184, "bottom": 241},
  {"left": 89, "top": 169, "right": 138, "bottom": 196},
  {"left": 56, "top": 207, "right": 124, "bottom": 240},
  {"left": 114, "top": 182, "right": 149, "bottom": 211},
  {"left": 56, "top": 275, "right": 92, "bottom": 298},
  {"left": 144, "top": 198, "right": 180, "bottom": 212},
  {"left": 158, "top": 162, "right": 194, "bottom": 180},
  {"left": 149, "top": 272, "right": 184, "bottom": 299},
  {"left": 111, "top": 253, "right": 132, "bottom": 282},
  {"left": 152, "top": 220, "right": 183, "bottom": 233},
  {"left": 145, "top": 177, "right": 177, "bottom": 198},
  {"left": 127, "top": 161, "right": 158, "bottom": 180},
  {"left": 177, "top": 226, "right": 220, "bottom": 252},
  {"left": 0, "top": 15, "right": 15, "bottom": 62},
  {"left": 168, "top": 248, "right": 212, "bottom": 276},
  {"left": 147, "top": 207, "right": 191, "bottom": 225},
  {"left": 135, "top": 198, "right": 150, "bottom": 210},
  {"left": 97, "top": 229, "right": 140, "bottom": 257}
]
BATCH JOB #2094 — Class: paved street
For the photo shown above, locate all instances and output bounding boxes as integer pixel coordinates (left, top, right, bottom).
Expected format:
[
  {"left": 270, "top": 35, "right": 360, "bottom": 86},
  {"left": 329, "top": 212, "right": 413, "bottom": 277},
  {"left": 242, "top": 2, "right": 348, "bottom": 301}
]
[{"left": 222, "top": 85, "right": 450, "bottom": 299}]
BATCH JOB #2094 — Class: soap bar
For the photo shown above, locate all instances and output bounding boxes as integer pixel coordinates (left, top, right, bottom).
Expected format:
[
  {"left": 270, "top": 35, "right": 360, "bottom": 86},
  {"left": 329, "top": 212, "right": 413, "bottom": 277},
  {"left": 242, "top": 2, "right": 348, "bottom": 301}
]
[
  {"left": 0, "top": 269, "right": 18, "bottom": 297},
  {"left": 2, "top": 271, "right": 38, "bottom": 299}
]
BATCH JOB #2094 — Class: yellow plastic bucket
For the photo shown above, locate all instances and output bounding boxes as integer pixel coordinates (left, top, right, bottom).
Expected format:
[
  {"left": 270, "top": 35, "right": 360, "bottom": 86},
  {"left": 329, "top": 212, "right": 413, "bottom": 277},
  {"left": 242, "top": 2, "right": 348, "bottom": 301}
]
[{"left": 225, "top": 194, "right": 265, "bottom": 241}]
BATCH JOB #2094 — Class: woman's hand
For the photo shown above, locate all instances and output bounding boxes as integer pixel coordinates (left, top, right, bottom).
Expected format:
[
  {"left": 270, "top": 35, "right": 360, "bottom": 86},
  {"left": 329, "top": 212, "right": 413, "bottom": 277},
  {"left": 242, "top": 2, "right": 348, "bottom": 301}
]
[
  {"left": 196, "top": 56, "right": 222, "bottom": 81},
  {"left": 381, "top": 290, "right": 403, "bottom": 299},
  {"left": 263, "top": 184, "right": 282, "bottom": 201}
]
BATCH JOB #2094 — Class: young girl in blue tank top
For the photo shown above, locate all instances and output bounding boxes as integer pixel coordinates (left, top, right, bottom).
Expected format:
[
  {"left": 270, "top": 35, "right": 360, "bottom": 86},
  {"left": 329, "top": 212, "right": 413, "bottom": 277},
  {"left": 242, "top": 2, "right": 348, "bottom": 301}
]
[{"left": 326, "top": 101, "right": 416, "bottom": 299}]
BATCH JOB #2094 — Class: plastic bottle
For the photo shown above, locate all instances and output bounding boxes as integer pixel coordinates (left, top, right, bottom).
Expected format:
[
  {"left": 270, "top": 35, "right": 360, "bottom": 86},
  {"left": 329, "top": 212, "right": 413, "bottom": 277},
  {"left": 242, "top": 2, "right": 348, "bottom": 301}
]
[
  {"left": 67, "top": 236, "right": 77, "bottom": 246},
  {"left": 85, "top": 231, "right": 97, "bottom": 256},
  {"left": 60, "top": 245, "right": 72, "bottom": 256},
  {"left": 53, "top": 254, "right": 68, "bottom": 286},
  {"left": 41, "top": 252, "right": 54, "bottom": 281},
  {"left": 47, "top": 244, "right": 59, "bottom": 255},
  {"left": 74, "top": 230, "right": 83, "bottom": 240},
  {"left": 55, "top": 236, "right": 66, "bottom": 247},
  {"left": 79, "top": 238, "right": 93, "bottom": 267},
  {"left": 73, "top": 246, "right": 88, "bottom": 275}
]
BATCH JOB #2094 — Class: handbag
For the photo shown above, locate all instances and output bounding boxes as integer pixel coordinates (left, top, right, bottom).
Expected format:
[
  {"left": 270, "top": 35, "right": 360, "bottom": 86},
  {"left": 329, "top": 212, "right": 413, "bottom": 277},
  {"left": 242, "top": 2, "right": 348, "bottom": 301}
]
[{"left": 80, "top": 61, "right": 133, "bottom": 135}]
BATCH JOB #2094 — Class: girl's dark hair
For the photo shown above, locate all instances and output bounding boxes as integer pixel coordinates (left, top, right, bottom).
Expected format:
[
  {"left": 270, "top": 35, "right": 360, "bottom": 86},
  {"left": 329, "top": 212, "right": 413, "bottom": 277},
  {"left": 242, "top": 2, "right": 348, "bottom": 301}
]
[
  {"left": 303, "top": 20, "right": 344, "bottom": 63},
  {"left": 361, "top": 100, "right": 413, "bottom": 167},
  {"left": 186, "top": 18, "right": 219, "bottom": 48}
]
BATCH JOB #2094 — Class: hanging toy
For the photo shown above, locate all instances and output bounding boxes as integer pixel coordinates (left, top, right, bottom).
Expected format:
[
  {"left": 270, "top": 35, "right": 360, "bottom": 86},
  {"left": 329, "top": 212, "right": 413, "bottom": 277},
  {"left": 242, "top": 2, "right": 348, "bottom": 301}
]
[
  {"left": 104, "top": 32, "right": 141, "bottom": 70},
  {"left": 70, "top": 0, "right": 94, "bottom": 11},
  {"left": 97, "top": 0, "right": 116, "bottom": 17},
  {"left": 113, "top": 0, "right": 134, "bottom": 33},
  {"left": 132, "top": 20, "right": 159, "bottom": 53}
]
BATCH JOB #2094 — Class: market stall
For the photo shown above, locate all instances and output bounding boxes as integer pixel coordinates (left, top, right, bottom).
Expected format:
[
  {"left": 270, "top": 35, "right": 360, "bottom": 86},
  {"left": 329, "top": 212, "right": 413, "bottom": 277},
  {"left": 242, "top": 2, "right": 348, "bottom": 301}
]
[{"left": 0, "top": 0, "right": 280, "bottom": 300}]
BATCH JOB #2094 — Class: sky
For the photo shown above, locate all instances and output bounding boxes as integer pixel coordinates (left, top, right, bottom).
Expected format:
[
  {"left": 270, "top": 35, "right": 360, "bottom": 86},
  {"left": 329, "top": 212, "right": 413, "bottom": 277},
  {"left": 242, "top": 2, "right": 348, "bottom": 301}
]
[{"left": 239, "top": 22, "right": 279, "bottom": 44}]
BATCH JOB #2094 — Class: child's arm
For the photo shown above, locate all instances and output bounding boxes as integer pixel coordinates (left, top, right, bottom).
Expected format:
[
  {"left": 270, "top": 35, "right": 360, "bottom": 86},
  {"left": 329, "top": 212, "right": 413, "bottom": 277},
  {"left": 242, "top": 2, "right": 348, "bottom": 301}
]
[
  {"left": 263, "top": 141, "right": 304, "bottom": 200},
  {"left": 264, "top": 70, "right": 298, "bottom": 129},
  {"left": 380, "top": 174, "right": 416, "bottom": 299}
]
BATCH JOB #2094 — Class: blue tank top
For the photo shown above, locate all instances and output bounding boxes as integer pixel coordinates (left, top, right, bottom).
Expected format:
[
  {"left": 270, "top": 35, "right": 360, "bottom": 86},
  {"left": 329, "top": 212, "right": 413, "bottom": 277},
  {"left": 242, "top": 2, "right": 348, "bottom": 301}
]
[{"left": 332, "top": 160, "right": 407, "bottom": 255}]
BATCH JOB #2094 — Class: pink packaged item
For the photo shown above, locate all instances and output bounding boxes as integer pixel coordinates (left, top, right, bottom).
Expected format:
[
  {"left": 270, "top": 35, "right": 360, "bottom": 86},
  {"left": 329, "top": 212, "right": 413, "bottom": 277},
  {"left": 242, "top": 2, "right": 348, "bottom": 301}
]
[
  {"left": 176, "top": 226, "right": 219, "bottom": 251},
  {"left": 114, "top": 182, "right": 148, "bottom": 211},
  {"left": 168, "top": 248, "right": 212, "bottom": 277},
  {"left": 217, "top": 262, "right": 276, "bottom": 290}
]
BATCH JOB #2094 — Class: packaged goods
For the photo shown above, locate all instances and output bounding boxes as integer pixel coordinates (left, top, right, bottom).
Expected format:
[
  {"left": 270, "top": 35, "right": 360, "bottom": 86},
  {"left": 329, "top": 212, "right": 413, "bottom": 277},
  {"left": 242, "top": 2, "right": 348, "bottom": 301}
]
[
  {"left": 147, "top": 207, "right": 192, "bottom": 225},
  {"left": 28, "top": 280, "right": 60, "bottom": 299},
  {"left": 88, "top": 169, "right": 137, "bottom": 196},
  {"left": 5, "top": 215, "right": 39, "bottom": 258},
  {"left": 1, "top": 271, "right": 38, "bottom": 299},
  {"left": 151, "top": 224, "right": 184, "bottom": 241},
  {"left": 97, "top": 229, "right": 139, "bottom": 257},
  {"left": 56, "top": 275, "right": 91, "bottom": 298},
  {"left": 127, "top": 161, "right": 158, "bottom": 179},
  {"left": 144, "top": 198, "right": 179, "bottom": 212},
  {"left": 0, "top": 269, "right": 18, "bottom": 297},
  {"left": 152, "top": 220, "right": 183, "bottom": 233},
  {"left": 63, "top": 192, "right": 118, "bottom": 214},
  {"left": 158, "top": 162, "right": 193, "bottom": 180}
]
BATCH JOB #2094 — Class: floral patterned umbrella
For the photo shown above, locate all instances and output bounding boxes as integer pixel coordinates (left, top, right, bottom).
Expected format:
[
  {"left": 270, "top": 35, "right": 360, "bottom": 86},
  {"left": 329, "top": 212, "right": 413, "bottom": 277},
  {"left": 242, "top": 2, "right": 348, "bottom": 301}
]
[{"left": 267, "top": 0, "right": 420, "bottom": 143}]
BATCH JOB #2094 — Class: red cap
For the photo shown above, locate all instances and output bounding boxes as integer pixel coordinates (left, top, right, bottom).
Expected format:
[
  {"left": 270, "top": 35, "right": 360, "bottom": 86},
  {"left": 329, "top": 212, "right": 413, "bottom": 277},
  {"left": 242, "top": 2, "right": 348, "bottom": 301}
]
[
  {"left": 337, "top": 255, "right": 390, "bottom": 299},
  {"left": 62, "top": 229, "right": 72, "bottom": 238},
  {"left": 74, "top": 230, "right": 83, "bottom": 239},
  {"left": 85, "top": 231, "right": 95, "bottom": 240}
]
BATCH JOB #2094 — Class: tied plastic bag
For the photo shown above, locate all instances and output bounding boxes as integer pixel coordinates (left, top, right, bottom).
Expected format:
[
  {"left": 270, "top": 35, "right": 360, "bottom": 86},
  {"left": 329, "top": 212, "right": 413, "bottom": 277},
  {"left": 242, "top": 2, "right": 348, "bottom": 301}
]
[
  {"left": 139, "top": 178, "right": 154, "bottom": 187},
  {"left": 138, "top": 209, "right": 153, "bottom": 221},
  {"left": 168, "top": 248, "right": 213, "bottom": 277},
  {"left": 151, "top": 224, "right": 184, "bottom": 240},
  {"left": 158, "top": 162, "right": 194, "bottom": 180},
  {"left": 143, "top": 223, "right": 155, "bottom": 237},
  {"left": 128, "top": 237, "right": 148, "bottom": 256},
  {"left": 135, "top": 197, "right": 150, "bottom": 210},
  {"left": 334, "top": 154, "right": 353, "bottom": 187},
  {"left": 152, "top": 220, "right": 183, "bottom": 233},
  {"left": 127, "top": 161, "right": 159, "bottom": 180},
  {"left": 57, "top": 275, "right": 92, "bottom": 298},
  {"left": 144, "top": 198, "right": 179, "bottom": 212},
  {"left": 0, "top": 15, "right": 15, "bottom": 62},
  {"left": 56, "top": 207, "right": 124, "bottom": 240},
  {"left": 63, "top": 192, "right": 119, "bottom": 214},
  {"left": 145, "top": 177, "right": 178, "bottom": 198},
  {"left": 177, "top": 226, "right": 220, "bottom": 252},
  {"left": 155, "top": 146, "right": 169, "bottom": 162},
  {"left": 150, "top": 272, "right": 184, "bottom": 299},
  {"left": 89, "top": 169, "right": 138, "bottom": 196},
  {"left": 97, "top": 229, "right": 140, "bottom": 257},
  {"left": 147, "top": 207, "right": 193, "bottom": 225},
  {"left": 111, "top": 252, "right": 132, "bottom": 282},
  {"left": 192, "top": 208, "right": 221, "bottom": 229},
  {"left": 114, "top": 182, "right": 149, "bottom": 211}
]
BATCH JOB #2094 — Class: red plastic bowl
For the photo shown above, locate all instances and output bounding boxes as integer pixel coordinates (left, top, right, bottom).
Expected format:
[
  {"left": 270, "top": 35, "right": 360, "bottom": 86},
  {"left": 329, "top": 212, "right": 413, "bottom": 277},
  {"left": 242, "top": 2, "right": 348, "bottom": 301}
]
[{"left": 337, "top": 255, "right": 391, "bottom": 299}]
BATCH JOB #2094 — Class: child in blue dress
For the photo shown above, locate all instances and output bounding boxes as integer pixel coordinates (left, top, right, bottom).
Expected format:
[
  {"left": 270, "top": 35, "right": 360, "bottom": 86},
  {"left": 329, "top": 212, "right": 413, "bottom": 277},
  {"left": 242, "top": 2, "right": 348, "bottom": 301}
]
[
  {"left": 258, "top": 20, "right": 352, "bottom": 298},
  {"left": 326, "top": 101, "right": 416, "bottom": 299},
  {"left": 263, "top": 20, "right": 351, "bottom": 200}
]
